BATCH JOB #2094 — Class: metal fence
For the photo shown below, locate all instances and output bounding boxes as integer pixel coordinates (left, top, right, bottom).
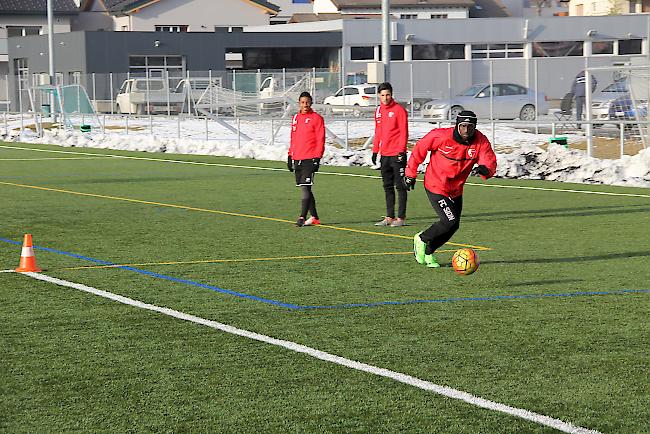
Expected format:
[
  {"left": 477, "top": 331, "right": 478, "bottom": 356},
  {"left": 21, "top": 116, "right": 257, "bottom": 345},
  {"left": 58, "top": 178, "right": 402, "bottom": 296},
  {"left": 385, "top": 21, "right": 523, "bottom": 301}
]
[{"left": 2, "top": 57, "right": 648, "bottom": 158}]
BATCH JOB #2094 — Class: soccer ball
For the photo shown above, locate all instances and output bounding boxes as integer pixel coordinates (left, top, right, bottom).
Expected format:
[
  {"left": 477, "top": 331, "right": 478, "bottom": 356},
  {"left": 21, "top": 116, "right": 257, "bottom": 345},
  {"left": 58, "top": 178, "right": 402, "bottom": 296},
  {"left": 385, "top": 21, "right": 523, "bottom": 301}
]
[{"left": 451, "top": 248, "right": 480, "bottom": 275}]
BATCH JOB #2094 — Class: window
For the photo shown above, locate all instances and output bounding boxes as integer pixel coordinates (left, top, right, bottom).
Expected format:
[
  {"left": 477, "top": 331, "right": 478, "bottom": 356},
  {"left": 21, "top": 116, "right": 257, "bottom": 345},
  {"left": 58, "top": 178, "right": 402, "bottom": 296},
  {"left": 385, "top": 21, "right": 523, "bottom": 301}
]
[
  {"left": 498, "top": 84, "right": 527, "bottom": 96},
  {"left": 400, "top": 14, "right": 417, "bottom": 19},
  {"left": 155, "top": 25, "right": 188, "bottom": 32},
  {"left": 430, "top": 14, "right": 448, "bottom": 18},
  {"left": 378, "top": 45, "right": 405, "bottom": 61},
  {"left": 293, "top": 0, "right": 310, "bottom": 2},
  {"left": 412, "top": 44, "right": 465, "bottom": 60},
  {"left": 215, "top": 26, "right": 243, "bottom": 32},
  {"left": 129, "top": 55, "right": 185, "bottom": 86},
  {"left": 344, "top": 87, "right": 359, "bottom": 96},
  {"left": 472, "top": 43, "right": 524, "bottom": 59},
  {"left": 532, "top": 41, "right": 583, "bottom": 57},
  {"left": 364, "top": 86, "right": 377, "bottom": 95},
  {"left": 619, "top": 39, "right": 642, "bottom": 55},
  {"left": 350, "top": 46, "right": 375, "bottom": 60},
  {"left": 592, "top": 41, "right": 614, "bottom": 55},
  {"left": 7, "top": 26, "right": 41, "bottom": 37}
]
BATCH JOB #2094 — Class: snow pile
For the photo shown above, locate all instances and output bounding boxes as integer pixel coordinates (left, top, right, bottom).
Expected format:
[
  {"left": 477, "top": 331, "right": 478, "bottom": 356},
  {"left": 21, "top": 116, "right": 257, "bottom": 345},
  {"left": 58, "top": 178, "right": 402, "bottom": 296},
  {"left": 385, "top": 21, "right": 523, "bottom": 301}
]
[
  {"left": 10, "top": 126, "right": 650, "bottom": 188},
  {"left": 497, "top": 144, "right": 650, "bottom": 187}
]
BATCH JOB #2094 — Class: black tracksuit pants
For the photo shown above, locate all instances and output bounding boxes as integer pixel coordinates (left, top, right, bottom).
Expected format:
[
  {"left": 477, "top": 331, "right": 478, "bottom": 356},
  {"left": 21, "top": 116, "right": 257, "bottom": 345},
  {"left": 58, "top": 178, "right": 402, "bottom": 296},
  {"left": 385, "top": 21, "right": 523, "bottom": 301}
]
[
  {"left": 380, "top": 154, "right": 407, "bottom": 219},
  {"left": 420, "top": 190, "right": 463, "bottom": 255}
]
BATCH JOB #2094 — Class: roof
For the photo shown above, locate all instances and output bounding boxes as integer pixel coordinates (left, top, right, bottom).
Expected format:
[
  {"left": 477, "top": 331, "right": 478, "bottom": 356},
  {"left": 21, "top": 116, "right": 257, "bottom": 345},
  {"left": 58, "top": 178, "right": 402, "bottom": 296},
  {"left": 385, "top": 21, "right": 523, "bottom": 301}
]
[
  {"left": 106, "top": 0, "right": 280, "bottom": 15},
  {"left": 0, "top": 0, "right": 78, "bottom": 14},
  {"left": 289, "top": 12, "right": 342, "bottom": 23},
  {"left": 331, "top": 0, "right": 475, "bottom": 8}
]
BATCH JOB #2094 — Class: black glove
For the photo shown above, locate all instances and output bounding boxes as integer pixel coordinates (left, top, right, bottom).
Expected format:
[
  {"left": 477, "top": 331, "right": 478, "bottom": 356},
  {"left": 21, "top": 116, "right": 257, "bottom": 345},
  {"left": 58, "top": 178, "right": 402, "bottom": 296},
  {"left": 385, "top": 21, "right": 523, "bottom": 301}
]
[
  {"left": 287, "top": 156, "right": 294, "bottom": 172},
  {"left": 312, "top": 158, "right": 320, "bottom": 172},
  {"left": 371, "top": 152, "right": 378, "bottom": 165},
  {"left": 403, "top": 176, "right": 416, "bottom": 191},
  {"left": 476, "top": 165, "right": 489, "bottom": 177}
]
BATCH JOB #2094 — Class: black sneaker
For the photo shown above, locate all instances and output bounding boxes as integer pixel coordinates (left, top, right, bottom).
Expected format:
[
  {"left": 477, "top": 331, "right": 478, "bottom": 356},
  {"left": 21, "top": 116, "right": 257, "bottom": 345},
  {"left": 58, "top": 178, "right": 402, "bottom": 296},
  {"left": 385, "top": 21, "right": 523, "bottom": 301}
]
[{"left": 296, "top": 217, "right": 305, "bottom": 227}]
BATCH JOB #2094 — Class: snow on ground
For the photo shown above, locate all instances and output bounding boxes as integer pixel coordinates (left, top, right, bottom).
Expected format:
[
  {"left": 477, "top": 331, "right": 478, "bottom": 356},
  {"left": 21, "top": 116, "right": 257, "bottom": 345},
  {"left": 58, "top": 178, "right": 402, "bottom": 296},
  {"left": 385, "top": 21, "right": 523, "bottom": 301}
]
[{"left": 4, "top": 115, "right": 650, "bottom": 188}]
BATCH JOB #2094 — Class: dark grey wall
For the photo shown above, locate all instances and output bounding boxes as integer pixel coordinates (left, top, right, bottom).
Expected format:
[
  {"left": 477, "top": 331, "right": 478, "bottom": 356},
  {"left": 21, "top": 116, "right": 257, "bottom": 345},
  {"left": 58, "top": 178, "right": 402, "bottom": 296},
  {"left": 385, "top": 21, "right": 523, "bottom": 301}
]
[{"left": 9, "top": 30, "right": 342, "bottom": 75}]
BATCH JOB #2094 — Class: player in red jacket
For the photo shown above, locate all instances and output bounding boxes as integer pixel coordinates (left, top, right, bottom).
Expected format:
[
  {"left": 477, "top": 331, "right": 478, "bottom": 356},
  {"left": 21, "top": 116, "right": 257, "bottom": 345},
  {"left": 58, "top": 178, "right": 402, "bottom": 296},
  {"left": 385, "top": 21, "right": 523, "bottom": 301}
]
[
  {"left": 372, "top": 82, "right": 409, "bottom": 227},
  {"left": 403, "top": 111, "right": 497, "bottom": 268},
  {"left": 288, "top": 91, "right": 325, "bottom": 227}
]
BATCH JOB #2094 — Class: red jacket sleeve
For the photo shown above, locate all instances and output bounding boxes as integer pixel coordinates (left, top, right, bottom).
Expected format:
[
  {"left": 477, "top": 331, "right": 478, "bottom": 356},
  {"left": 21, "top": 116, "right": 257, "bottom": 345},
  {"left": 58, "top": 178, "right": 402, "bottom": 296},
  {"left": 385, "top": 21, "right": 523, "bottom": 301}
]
[
  {"left": 372, "top": 106, "right": 381, "bottom": 153},
  {"left": 316, "top": 113, "right": 325, "bottom": 158},
  {"left": 478, "top": 139, "right": 497, "bottom": 180},
  {"left": 289, "top": 114, "right": 297, "bottom": 157},
  {"left": 406, "top": 129, "right": 439, "bottom": 178},
  {"left": 398, "top": 105, "right": 408, "bottom": 152}
]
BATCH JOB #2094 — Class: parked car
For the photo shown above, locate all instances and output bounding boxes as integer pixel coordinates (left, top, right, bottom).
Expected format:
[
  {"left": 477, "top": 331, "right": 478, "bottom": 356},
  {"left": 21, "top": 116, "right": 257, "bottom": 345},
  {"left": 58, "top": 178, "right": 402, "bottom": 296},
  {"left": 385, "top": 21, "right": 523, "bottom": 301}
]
[
  {"left": 420, "top": 83, "right": 548, "bottom": 121},
  {"left": 323, "top": 84, "right": 377, "bottom": 116},
  {"left": 608, "top": 94, "right": 648, "bottom": 128},
  {"left": 116, "top": 78, "right": 183, "bottom": 114},
  {"left": 591, "top": 79, "right": 629, "bottom": 124}
]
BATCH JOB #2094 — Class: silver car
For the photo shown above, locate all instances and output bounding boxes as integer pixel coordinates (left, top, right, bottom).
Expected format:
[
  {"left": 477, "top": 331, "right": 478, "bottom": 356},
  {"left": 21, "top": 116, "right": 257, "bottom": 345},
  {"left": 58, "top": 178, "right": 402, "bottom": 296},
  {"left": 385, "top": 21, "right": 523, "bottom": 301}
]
[
  {"left": 421, "top": 83, "right": 548, "bottom": 121},
  {"left": 591, "top": 79, "right": 629, "bottom": 125}
]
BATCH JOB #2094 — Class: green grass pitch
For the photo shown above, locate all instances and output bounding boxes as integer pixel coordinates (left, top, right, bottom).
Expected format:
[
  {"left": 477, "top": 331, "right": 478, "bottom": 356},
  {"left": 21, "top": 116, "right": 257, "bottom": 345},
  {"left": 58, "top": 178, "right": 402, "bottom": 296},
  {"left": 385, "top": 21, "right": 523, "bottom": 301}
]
[{"left": 1, "top": 142, "right": 649, "bottom": 433}]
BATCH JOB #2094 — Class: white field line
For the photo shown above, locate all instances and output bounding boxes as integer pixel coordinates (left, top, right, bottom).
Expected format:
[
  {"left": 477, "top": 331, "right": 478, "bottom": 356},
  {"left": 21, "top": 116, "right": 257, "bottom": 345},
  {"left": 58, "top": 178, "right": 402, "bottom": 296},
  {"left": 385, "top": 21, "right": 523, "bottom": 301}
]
[
  {"left": 1, "top": 144, "right": 648, "bottom": 198},
  {"left": 0, "top": 269, "right": 15, "bottom": 273},
  {"left": 20, "top": 270, "right": 601, "bottom": 434}
]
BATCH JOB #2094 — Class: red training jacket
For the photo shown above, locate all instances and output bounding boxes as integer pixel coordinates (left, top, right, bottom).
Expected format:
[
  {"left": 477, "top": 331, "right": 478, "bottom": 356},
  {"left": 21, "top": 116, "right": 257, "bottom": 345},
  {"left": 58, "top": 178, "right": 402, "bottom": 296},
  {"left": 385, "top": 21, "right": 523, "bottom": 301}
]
[
  {"left": 405, "top": 127, "right": 497, "bottom": 198},
  {"left": 289, "top": 109, "right": 325, "bottom": 160},
  {"left": 372, "top": 100, "right": 408, "bottom": 156}
]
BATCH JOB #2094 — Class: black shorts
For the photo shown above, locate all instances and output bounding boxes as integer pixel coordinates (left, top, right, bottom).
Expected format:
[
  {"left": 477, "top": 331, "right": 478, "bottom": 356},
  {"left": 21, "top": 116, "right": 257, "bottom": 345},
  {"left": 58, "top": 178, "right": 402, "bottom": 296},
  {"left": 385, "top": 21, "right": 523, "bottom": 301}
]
[{"left": 294, "top": 159, "right": 318, "bottom": 186}]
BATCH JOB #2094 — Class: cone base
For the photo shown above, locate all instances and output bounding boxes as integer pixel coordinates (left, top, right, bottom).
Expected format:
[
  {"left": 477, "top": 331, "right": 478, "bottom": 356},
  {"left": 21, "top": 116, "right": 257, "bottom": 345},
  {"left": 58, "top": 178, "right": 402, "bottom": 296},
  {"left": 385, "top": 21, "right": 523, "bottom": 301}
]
[{"left": 15, "top": 267, "right": 42, "bottom": 272}]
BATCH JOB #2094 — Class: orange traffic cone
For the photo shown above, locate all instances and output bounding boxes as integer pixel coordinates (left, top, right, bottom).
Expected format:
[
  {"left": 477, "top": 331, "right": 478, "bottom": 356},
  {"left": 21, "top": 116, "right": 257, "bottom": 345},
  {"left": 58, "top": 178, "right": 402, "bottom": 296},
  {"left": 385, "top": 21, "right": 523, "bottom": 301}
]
[{"left": 15, "top": 234, "right": 42, "bottom": 272}]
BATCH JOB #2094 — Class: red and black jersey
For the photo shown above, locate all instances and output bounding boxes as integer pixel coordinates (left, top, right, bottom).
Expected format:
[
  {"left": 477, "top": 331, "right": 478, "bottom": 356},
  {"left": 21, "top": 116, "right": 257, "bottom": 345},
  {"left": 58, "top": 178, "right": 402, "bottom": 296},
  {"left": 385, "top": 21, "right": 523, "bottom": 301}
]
[
  {"left": 372, "top": 100, "right": 408, "bottom": 157},
  {"left": 289, "top": 109, "right": 325, "bottom": 160},
  {"left": 405, "top": 127, "right": 497, "bottom": 198}
]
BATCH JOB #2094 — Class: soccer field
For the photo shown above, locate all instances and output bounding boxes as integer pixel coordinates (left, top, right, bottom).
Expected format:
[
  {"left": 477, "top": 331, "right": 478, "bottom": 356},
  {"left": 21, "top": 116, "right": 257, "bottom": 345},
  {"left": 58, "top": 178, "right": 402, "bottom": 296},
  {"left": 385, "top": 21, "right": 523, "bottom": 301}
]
[{"left": 1, "top": 142, "right": 649, "bottom": 433}]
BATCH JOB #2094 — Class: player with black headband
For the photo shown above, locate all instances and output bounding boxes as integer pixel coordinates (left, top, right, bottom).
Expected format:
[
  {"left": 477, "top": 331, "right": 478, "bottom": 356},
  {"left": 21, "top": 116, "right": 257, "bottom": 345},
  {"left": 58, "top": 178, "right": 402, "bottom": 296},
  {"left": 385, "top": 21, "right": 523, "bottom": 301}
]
[
  {"left": 403, "top": 110, "right": 497, "bottom": 268},
  {"left": 288, "top": 91, "right": 325, "bottom": 227}
]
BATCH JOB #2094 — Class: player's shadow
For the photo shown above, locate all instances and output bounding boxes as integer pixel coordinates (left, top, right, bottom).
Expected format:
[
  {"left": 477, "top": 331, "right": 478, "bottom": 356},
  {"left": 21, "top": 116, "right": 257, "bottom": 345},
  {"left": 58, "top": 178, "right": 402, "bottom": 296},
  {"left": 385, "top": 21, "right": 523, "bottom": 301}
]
[{"left": 481, "top": 250, "right": 650, "bottom": 265}]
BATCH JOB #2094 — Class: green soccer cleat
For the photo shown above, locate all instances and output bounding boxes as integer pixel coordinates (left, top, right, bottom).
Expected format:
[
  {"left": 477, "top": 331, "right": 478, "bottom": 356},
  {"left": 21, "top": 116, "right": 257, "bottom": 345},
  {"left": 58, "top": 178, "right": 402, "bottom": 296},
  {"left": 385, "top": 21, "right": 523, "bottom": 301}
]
[
  {"left": 425, "top": 254, "right": 440, "bottom": 268},
  {"left": 413, "top": 232, "right": 426, "bottom": 264}
]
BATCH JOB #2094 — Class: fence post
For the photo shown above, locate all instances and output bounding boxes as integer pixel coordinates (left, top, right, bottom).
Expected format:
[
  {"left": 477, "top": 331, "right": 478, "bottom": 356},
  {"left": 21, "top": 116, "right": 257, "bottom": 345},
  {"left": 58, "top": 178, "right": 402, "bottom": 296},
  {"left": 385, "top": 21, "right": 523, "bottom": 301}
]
[
  {"left": 205, "top": 116, "right": 209, "bottom": 141},
  {"left": 237, "top": 117, "right": 241, "bottom": 149},
  {"left": 534, "top": 58, "right": 539, "bottom": 135},
  {"left": 345, "top": 120, "right": 349, "bottom": 150},
  {"left": 150, "top": 115, "right": 153, "bottom": 135},
  {"left": 177, "top": 115, "right": 181, "bottom": 139},
  {"left": 208, "top": 69, "right": 213, "bottom": 115},
  {"left": 551, "top": 122, "right": 556, "bottom": 137},
  {"left": 270, "top": 118, "right": 274, "bottom": 146},
  {"left": 102, "top": 113, "right": 105, "bottom": 134},
  {"left": 109, "top": 72, "right": 114, "bottom": 115},
  {"left": 620, "top": 123, "right": 625, "bottom": 158},
  {"left": 409, "top": 61, "right": 414, "bottom": 118},
  {"left": 125, "top": 114, "right": 129, "bottom": 135},
  {"left": 92, "top": 73, "right": 96, "bottom": 107}
]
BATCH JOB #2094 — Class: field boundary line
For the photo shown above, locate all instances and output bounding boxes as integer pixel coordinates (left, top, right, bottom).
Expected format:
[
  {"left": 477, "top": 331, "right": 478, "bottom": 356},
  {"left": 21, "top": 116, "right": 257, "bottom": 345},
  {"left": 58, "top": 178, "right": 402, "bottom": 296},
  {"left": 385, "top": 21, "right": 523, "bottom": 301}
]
[
  {"left": 0, "top": 157, "right": 108, "bottom": 161},
  {"left": 1, "top": 144, "right": 648, "bottom": 198},
  {"left": 15, "top": 270, "right": 603, "bottom": 434},
  {"left": 0, "top": 180, "right": 488, "bottom": 249}
]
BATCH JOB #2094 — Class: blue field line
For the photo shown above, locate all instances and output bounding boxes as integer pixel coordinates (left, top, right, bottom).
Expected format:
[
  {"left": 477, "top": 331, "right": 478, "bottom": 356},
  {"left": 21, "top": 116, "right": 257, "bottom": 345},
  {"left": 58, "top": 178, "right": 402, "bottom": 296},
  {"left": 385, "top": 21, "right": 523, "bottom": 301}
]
[
  {"left": 2, "top": 237, "right": 648, "bottom": 310},
  {"left": 0, "top": 237, "right": 301, "bottom": 309}
]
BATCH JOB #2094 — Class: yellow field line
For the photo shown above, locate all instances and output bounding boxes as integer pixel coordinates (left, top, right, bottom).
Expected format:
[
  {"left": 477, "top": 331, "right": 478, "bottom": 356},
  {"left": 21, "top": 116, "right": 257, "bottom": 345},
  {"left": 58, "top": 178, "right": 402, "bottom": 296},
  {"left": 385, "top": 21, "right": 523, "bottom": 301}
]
[
  {"left": 0, "top": 182, "right": 490, "bottom": 250},
  {"left": 61, "top": 250, "right": 462, "bottom": 270}
]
